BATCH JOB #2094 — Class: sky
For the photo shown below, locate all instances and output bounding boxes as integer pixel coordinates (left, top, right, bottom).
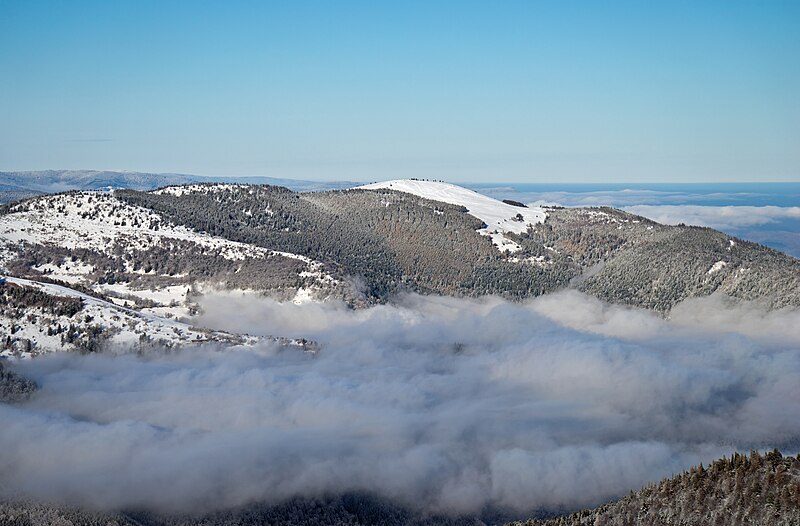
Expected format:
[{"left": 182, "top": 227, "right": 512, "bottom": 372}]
[{"left": 1, "top": 1, "right": 798, "bottom": 183}]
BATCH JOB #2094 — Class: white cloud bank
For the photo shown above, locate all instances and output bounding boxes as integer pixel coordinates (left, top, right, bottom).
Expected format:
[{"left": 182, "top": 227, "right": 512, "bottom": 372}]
[
  {"left": 622, "top": 205, "right": 800, "bottom": 230},
  {"left": 1, "top": 291, "right": 800, "bottom": 516}
]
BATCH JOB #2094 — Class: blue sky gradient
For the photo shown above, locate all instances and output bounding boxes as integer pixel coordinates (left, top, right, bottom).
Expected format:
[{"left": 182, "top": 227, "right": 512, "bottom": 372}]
[{"left": 1, "top": 1, "right": 798, "bottom": 182}]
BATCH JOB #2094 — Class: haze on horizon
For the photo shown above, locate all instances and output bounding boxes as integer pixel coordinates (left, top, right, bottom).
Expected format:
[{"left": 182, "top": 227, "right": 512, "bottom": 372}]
[{"left": 1, "top": 1, "right": 798, "bottom": 183}]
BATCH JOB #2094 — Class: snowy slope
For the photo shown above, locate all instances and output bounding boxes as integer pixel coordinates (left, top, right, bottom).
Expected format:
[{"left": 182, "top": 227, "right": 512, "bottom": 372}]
[
  {"left": 0, "top": 191, "right": 339, "bottom": 308},
  {"left": 0, "top": 277, "right": 252, "bottom": 357},
  {"left": 0, "top": 192, "right": 273, "bottom": 259},
  {"left": 0, "top": 277, "right": 318, "bottom": 357},
  {"left": 359, "top": 180, "right": 546, "bottom": 252},
  {"left": 152, "top": 183, "right": 250, "bottom": 196}
]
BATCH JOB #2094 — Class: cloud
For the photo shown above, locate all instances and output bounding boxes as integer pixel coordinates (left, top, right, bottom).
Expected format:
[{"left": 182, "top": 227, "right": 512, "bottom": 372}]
[
  {"left": 1, "top": 291, "right": 800, "bottom": 516},
  {"left": 622, "top": 205, "right": 800, "bottom": 230},
  {"left": 471, "top": 186, "right": 770, "bottom": 209}
]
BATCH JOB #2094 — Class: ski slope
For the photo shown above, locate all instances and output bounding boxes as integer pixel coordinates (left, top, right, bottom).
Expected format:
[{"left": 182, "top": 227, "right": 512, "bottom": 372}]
[{"left": 358, "top": 180, "right": 547, "bottom": 252}]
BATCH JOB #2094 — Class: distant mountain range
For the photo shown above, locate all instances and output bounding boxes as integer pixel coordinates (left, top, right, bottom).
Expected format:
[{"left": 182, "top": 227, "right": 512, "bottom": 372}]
[{"left": 0, "top": 169, "right": 356, "bottom": 202}]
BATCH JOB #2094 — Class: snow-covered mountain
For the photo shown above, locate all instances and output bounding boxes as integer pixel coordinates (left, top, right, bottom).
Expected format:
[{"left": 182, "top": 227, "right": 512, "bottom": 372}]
[
  {"left": 0, "top": 190, "right": 343, "bottom": 313},
  {"left": 0, "top": 187, "right": 346, "bottom": 356},
  {"left": 2, "top": 179, "right": 799, "bottom": 357}
]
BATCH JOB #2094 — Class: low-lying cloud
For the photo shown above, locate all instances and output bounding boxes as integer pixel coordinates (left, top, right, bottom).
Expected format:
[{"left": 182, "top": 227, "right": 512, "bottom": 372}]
[
  {"left": 622, "top": 204, "right": 800, "bottom": 230},
  {"left": 2, "top": 291, "right": 800, "bottom": 516},
  {"left": 474, "top": 187, "right": 776, "bottom": 209}
]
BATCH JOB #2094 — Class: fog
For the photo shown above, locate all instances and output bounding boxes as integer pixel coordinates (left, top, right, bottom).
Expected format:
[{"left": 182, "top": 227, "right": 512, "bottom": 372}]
[
  {"left": 621, "top": 205, "right": 800, "bottom": 230},
  {"left": 1, "top": 291, "right": 799, "bottom": 515}
]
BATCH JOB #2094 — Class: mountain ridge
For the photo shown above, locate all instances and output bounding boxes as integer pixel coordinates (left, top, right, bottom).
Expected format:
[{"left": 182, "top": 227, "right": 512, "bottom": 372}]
[
  {"left": 509, "top": 449, "right": 800, "bottom": 526},
  {"left": 0, "top": 170, "right": 357, "bottom": 202},
  {"left": 1, "top": 179, "right": 799, "bottom": 356}
]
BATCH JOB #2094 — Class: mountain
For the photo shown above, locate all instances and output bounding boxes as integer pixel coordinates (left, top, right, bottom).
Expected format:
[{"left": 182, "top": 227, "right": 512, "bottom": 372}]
[
  {"left": 510, "top": 450, "right": 800, "bottom": 526},
  {"left": 1, "top": 179, "right": 798, "bottom": 356},
  {"left": 0, "top": 181, "right": 41, "bottom": 204},
  {"left": 119, "top": 180, "right": 800, "bottom": 308},
  {"left": 0, "top": 170, "right": 200, "bottom": 193},
  {"left": 0, "top": 188, "right": 341, "bottom": 356},
  {"left": 360, "top": 179, "right": 548, "bottom": 252}
]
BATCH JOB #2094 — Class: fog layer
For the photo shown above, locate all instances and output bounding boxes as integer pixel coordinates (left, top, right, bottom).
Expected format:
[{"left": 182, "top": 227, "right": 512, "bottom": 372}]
[{"left": 1, "top": 291, "right": 799, "bottom": 515}]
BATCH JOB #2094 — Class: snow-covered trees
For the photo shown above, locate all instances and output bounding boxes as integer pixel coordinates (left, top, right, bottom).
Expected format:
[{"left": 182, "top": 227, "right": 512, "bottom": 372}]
[{"left": 513, "top": 450, "right": 800, "bottom": 526}]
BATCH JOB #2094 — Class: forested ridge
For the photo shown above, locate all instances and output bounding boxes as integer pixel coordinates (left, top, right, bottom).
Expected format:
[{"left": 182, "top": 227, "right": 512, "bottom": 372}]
[
  {"left": 510, "top": 450, "right": 800, "bottom": 526},
  {"left": 2, "top": 182, "right": 800, "bottom": 356},
  {"left": 118, "top": 184, "right": 800, "bottom": 310}
]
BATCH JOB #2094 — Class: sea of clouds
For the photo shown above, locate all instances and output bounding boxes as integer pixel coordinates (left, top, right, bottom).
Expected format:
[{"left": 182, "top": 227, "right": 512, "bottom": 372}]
[{"left": 1, "top": 291, "right": 799, "bottom": 516}]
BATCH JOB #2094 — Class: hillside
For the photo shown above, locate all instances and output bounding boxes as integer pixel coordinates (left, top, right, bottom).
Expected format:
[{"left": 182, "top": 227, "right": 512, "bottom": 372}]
[
  {"left": 1, "top": 179, "right": 799, "bottom": 356},
  {"left": 530, "top": 206, "right": 800, "bottom": 311},
  {"left": 0, "top": 190, "right": 358, "bottom": 313},
  {"left": 1, "top": 180, "right": 798, "bottom": 325},
  {"left": 359, "top": 179, "right": 547, "bottom": 253},
  {"left": 1, "top": 277, "right": 243, "bottom": 356},
  {"left": 122, "top": 181, "right": 800, "bottom": 309},
  {"left": 0, "top": 277, "right": 316, "bottom": 356},
  {"left": 510, "top": 450, "right": 800, "bottom": 526},
  {"left": 119, "top": 183, "right": 577, "bottom": 300}
]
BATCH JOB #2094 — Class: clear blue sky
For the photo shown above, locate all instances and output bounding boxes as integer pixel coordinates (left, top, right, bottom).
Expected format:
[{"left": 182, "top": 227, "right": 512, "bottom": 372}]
[{"left": 1, "top": 1, "right": 798, "bottom": 183}]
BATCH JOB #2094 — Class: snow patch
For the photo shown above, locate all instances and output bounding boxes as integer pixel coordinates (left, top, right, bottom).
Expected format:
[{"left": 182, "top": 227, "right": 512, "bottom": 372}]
[
  {"left": 152, "top": 184, "right": 248, "bottom": 197},
  {"left": 483, "top": 231, "right": 522, "bottom": 253},
  {"left": 32, "top": 261, "right": 95, "bottom": 284},
  {"left": 708, "top": 261, "right": 728, "bottom": 274}
]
